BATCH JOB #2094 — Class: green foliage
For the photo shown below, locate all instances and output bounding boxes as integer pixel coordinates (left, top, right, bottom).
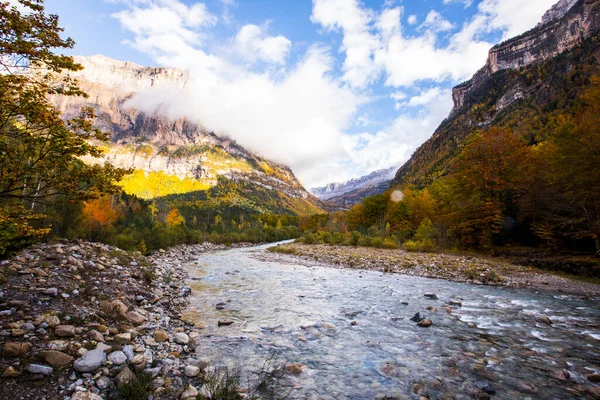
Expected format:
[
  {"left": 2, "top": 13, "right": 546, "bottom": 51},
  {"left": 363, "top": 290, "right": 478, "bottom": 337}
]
[
  {"left": 117, "top": 372, "right": 153, "bottom": 400},
  {"left": 197, "top": 368, "right": 243, "bottom": 400}
]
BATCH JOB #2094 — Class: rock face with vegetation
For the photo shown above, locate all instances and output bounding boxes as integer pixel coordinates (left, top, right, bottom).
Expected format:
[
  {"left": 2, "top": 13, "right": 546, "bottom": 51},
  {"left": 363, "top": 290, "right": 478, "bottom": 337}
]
[
  {"left": 0, "top": 240, "right": 228, "bottom": 399},
  {"left": 392, "top": 0, "right": 600, "bottom": 188},
  {"left": 50, "top": 55, "right": 325, "bottom": 215}
]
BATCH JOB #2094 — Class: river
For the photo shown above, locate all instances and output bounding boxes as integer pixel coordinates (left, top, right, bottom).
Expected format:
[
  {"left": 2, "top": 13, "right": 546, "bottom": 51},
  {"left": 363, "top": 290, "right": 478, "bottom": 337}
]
[{"left": 183, "top": 243, "right": 600, "bottom": 399}]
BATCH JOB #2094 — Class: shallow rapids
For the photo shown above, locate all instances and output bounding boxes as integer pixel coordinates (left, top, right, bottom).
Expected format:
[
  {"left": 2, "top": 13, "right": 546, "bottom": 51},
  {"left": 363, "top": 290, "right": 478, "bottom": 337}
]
[{"left": 183, "top": 243, "right": 600, "bottom": 399}]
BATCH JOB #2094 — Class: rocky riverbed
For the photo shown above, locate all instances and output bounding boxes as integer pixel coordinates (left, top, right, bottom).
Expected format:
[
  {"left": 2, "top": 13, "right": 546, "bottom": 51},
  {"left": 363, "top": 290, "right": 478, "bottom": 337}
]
[
  {"left": 264, "top": 243, "right": 600, "bottom": 296},
  {"left": 0, "top": 240, "right": 234, "bottom": 400}
]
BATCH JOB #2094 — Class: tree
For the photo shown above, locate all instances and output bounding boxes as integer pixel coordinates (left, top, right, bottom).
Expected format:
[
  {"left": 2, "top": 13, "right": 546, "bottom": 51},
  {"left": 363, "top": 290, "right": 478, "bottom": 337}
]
[{"left": 0, "top": 0, "right": 127, "bottom": 253}]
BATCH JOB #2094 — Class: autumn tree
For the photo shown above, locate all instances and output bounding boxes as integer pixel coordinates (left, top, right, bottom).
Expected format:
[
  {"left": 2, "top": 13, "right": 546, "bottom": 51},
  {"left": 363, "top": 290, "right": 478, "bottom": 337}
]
[
  {"left": 446, "top": 127, "right": 529, "bottom": 249},
  {"left": 0, "top": 0, "right": 127, "bottom": 253}
]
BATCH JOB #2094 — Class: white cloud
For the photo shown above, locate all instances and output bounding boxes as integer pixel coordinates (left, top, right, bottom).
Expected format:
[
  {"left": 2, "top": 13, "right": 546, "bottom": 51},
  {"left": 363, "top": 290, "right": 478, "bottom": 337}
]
[
  {"left": 477, "top": 0, "right": 557, "bottom": 39},
  {"left": 420, "top": 10, "right": 455, "bottom": 32},
  {"left": 311, "top": 0, "right": 380, "bottom": 88},
  {"left": 234, "top": 24, "right": 291, "bottom": 64},
  {"left": 443, "top": 0, "right": 474, "bottom": 7},
  {"left": 407, "top": 15, "right": 417, "bottom": 25}
]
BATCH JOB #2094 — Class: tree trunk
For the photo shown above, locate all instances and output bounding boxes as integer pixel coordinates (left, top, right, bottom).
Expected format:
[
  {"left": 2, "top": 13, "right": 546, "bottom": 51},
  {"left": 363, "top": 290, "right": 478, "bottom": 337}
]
[{"left": 595, "top": 235, "right": 600, "bottom": 257}]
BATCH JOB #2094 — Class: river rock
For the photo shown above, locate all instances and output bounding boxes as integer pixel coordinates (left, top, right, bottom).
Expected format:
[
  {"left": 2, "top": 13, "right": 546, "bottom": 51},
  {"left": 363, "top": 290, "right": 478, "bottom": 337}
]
[
  {"left": 39, "top": 350, "right": 74, "bottom": 369},
  {"left": 417, "top": 319, "right": 433, "bottom": 328},
  {"left": 108, "top": 351, "right": 127, "bottom": 365},
  {"left": 549, "top": 370, "right": 570, "bottom": 380},
  {"left": 25, "top": 364, "right": 53, "bottom": 376},
  {"left": 88, "top": 330, "right": 104, "bottom": 342},
  {"left": 536, "top": 315, "right": 553, "bottom": 325},
  {"left": 218, "top": 320, "right": 234, "bottom": 326},
  {"left": 55, "top": 325, "right": 75, "bottom": 337},
  {"left": 71, "top": 391, "right": 103, "bottom": 400},
  {"left": 474, "top": 380, "right": 496, "bottom": 394},
  {"left": 74, "top": 349, "right": 106, "bottom": 372},
  {"left": 184, "top": 365, "right": 200, "bottom": 377},
  {"left": 410, "top": 313, "right": 424, "bottom": 323},
  {"left": 285, "top": 363, "right": 304, "bottom": 374},
  {"left": 46, "top": 315, "right": 60, "bottom": 327},
  {"left": 181, "top": 385, "right": 199, "bottom": 399},
  {"left": 126, "top": 311, "right": 146, "bottom": 325},
  {"left": 2, "top": 341, "right": 32, "bottom": 357},
  {"left": 174, "top": 332, "right": 189, "bottom": 344},
  {"left": 123, "top": 345, "right": 134, "bottom": 361},
  {"left": 587, "top": 374, "right": 600, "bottom": 383},
  {"left": 2, "top": 366, "right": 21, "bottom": 378},
  {"left": 96, "top": 375, "right": 111, "bottom": 390},
  {"left": 153, "top": 329, "right": 169, "bottom": 342},
  {"left": 114, "top": 332, "right": 132, "bottom": 344},
  {"left": 424, "top": 293, "right": 438, "bottom": 300}
]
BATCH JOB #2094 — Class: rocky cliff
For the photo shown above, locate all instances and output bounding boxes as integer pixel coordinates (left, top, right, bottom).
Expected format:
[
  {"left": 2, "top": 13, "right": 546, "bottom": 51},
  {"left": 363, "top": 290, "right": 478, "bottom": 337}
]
[
  {"left": 50, "top": 55, "right": 325, "bottom": 214},
  {"left": 450, "top": 0, "right": 600, "bottom": 117},
  {"left": 393, "top": 0, "right": 600, "bottom": 188}
]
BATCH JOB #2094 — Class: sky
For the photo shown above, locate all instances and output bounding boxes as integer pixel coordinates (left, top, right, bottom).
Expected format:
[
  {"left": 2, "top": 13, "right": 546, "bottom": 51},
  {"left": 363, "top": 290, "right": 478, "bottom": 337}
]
[{"left": 37, "top": 0, "right": 558, "bottom": 188}]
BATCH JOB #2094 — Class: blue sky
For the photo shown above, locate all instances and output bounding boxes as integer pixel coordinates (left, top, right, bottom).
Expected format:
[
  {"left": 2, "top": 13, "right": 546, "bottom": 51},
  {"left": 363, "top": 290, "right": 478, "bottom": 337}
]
[{"left": 41, "top": 0, "right": 558, "bottom": 187}]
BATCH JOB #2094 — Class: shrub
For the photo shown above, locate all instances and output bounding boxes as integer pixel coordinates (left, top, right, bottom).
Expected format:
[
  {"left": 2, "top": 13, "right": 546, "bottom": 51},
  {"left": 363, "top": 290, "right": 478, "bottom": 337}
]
[
  {"left": 117, "top": 372, "right": 153, "bottom": 400},
  {"left": 382, "top": 238, "right": 398, "bottom": 249},
  {"left": 198, "top": 368, "right": 243, "bottom": 400}
]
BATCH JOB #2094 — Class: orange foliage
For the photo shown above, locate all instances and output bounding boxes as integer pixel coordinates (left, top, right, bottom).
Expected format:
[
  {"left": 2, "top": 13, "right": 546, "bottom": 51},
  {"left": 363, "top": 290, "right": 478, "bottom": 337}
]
[{"left": 82, "top": 196, "right": 122, "bottom": 226}]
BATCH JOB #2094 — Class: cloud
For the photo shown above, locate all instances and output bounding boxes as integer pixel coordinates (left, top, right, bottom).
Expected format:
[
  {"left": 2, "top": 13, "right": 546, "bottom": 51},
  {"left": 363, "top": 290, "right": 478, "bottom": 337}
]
[
  {"left": 234, "top": 24, "right": 291, "bottom": 64},
  {"left": 311, "top": 0, "right": 381, "bottom": 88},
  {"left": 105, "top": 0, "right": 558, "bottom": 187}
]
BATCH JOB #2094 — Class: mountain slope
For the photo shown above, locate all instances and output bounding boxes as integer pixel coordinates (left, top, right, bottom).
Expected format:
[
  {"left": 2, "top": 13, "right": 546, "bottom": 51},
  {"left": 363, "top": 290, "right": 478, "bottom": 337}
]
[
  {"left": 50, "top": 55, "right": 325, "bottom": 215},
  {"left": 392, "top": 0, "right": 600, "bottom": 188},
  {"left": 311, "top": 167, "right": 396, "bottom": 207}
]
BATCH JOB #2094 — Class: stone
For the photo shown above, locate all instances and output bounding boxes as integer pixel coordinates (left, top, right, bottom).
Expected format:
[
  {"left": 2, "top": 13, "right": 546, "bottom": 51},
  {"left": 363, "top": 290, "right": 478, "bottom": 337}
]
[
  {"left": 46, "top": 315, "right": 60, "bottom": 327},
  {"left": 73, "top": 349, "right": 106, "bottom": 372},
  {"left": 55, "top": 325, "right": 76, "bottom": 337},
  {"left": 410, "top": 313, "right": 424, "bottom": 323},
  {"left": 285, "top": 363, "right": 304, "bottom": 374},
  {"left": 122, "top": 345, "right": 134, "bottom": 361},
  {"left": 96, "top": 343, "right": 112, "bottom": 353},
  {"left": 181, "top": 385, "right": 199, "bottom": 399},
  {"left": 174, "top": 332, "right": 189, "bottom": 344},
  {"left": 424, "top": 293, "right": 438, "bottom": 300},
  {"left": 11, "top": 329, "right": 24, "bottom": 337},
  {"left": 71, "top": 391, "right": 103, "bottom": 400},
  {"left": 126, "top": 311, "right": 146, "bottom": 326},
  {"left": 43, "top": 288, "right": 59, "bottom": 297},
  {"left": 88, "top": 330, "right": 104, "bottom": 342},
  {"left": 536, "top": 315, "right": 553, "bottom": 325},
  {"left": 96, "top": 375, "right": 111, "bottom": 390},
  {"left": 218, "top": 320, "right": 234, "bottom": 326},
  {"left": 1, "top": 366, "right": 21, "bottom": 378},
  {"left": 153, "top": 329, "right": 169, "bottom": 342},
  {"left": 587, "top": 374, "right": 600, "bottom": 383},
  {"left": 474, "top": 380, "right": 496, "bottom": 394},
  {"left": 2, "top": 341, "right": 32, "bottom": 357},
  {"left": 108, "top": 351, "right": 127, "bottom": 366},
  {"left": 590, "top": 387, "right": 600, "bottom": 399},
  {"left": 549, "top": 370, "right": 570, "bottom": 381},
  {"left": 116, "top": 367, "right": 135, "bottom": 387},
  {"left": 114, "top": 332, "right": 132, "bottom": 344},
  {"left": 417, "top": 319, "right": 433, "bottom": 328},
  {"left": 25, "top": 364, "right": 53, "bottom": 376},
  {"left": 184, "top": 365, "right": 200, "bottom": 377},
  {"left": 39, "top": 350, "right": 74, "bottom": 369}
]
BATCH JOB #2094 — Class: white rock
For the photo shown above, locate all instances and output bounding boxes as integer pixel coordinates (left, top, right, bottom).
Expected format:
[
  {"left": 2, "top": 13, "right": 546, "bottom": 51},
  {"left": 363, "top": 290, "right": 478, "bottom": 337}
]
[
  {"left": 108, "top": 351, "right": 127, "bottom": 366},
  {"left": 74, "top": 349, "right": 106, "bottom": 372},
  {"left": 174, "top": 332, "right": 189, "bottom": 344},
  {"left": 184, "top": 365, "right": 200, "bottom": 377}
]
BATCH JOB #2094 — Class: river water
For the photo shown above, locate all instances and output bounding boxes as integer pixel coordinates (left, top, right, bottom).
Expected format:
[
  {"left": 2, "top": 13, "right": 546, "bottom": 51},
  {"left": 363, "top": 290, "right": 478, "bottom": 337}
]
[{"left": 183, "top": 243, "right": 600, "bottom": 399}]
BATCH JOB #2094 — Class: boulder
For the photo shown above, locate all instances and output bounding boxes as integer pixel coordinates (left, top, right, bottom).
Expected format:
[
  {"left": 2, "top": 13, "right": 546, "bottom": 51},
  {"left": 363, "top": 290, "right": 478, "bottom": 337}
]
[
  {"left": 417, "top": 319, "right": 433, "bottom": 328},
  {"left": 115, "top": 366, "right": 135, "bottom": 387},
  {"left": 285, "top": 363, "right": 304, "bottom": 374},
  {"left": 39, "top": 350, "right": 74, "bottom": 369},
  {"left": 73, "top": 349, "right": 106, "bottom": 372},
  {"left": 25, "top": 364, "right": 53, "bottom": 376},
  {"left": 184, "top": 365, "right": 200, "bottom": 377},
  {"left": 126, "top": 311, "right": 146, "bottom": 326},
  {"left": 54, "top": 325, "right": 75, "bottom": 337},
  {"left": 2, "top": 341, "right": 32, "bottom": 357},
  {"left": 153, "top": 329, "right": 169, "bottom": 342},
  {"left": 108, "top": 351, "right": 127, "bottom": 366}
]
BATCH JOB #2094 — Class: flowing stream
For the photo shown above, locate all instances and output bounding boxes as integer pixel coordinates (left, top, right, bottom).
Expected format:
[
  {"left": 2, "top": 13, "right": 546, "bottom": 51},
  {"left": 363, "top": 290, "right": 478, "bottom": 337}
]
[{"left": 183, "top": 243, "right": 600, "bottom": 399}]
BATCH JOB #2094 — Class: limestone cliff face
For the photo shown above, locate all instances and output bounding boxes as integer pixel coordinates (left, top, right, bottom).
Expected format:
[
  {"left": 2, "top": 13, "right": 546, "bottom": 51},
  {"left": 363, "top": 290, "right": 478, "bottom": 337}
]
[
  {"left": 451, "top": 0, "right": 600, "bottom": 117},
  {"left": 50, "top": 55, "right": 318, "bottom": 204}
]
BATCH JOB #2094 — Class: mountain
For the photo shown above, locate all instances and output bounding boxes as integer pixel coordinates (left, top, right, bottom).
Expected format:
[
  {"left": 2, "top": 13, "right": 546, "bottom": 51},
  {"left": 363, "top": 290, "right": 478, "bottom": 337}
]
[
  {"left": 392, "top": 0, "right": 600, "bottom": 188},
  {"left": 311, "top": 167, "right": 397, "bottom": 207},
  {"left": 50, "top": 55, "right": 326, "bottom": 215}
]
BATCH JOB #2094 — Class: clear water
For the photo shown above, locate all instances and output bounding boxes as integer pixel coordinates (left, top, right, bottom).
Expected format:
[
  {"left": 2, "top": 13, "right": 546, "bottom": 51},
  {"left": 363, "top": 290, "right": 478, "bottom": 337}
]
[{"left": 184, "top": 243, "right": 600, "bottom": 399}]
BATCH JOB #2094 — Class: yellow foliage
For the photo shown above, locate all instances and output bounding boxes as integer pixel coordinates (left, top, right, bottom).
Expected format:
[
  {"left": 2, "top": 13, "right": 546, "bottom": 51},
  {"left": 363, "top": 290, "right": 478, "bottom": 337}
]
[
  {"left": 119, "top": 170, "right": 211, "bottom": 199},
  {"left": 166, "top": 208, "right": 185, "bottom": 226}
]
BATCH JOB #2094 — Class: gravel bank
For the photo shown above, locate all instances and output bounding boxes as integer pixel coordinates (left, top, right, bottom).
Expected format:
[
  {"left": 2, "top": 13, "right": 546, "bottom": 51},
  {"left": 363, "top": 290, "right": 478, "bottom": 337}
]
[
  {"left": 262, "top": 243, "right": 600, "bottom": 297},
  {"left": 0, "top": 240, "right": 231, "bottom": 399}
]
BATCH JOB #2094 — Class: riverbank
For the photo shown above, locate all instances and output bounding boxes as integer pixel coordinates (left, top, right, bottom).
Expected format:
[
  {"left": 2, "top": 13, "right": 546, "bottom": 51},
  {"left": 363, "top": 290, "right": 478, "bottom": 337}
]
[
  {"left": 264, "top": 243, "right": 600, "bottom": 297},
  {"left": 0, "top": 240, "right": 229, "bottom": 399}
]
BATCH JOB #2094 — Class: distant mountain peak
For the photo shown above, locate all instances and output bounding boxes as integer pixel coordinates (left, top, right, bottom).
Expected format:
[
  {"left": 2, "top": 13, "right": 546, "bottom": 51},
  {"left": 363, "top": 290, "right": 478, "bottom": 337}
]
[
  {"left": 540, "top": 0, "right": 579, "bottom": 25},
  {"left": 311, "top": 167, "right": 397, "bottom": 203}
]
